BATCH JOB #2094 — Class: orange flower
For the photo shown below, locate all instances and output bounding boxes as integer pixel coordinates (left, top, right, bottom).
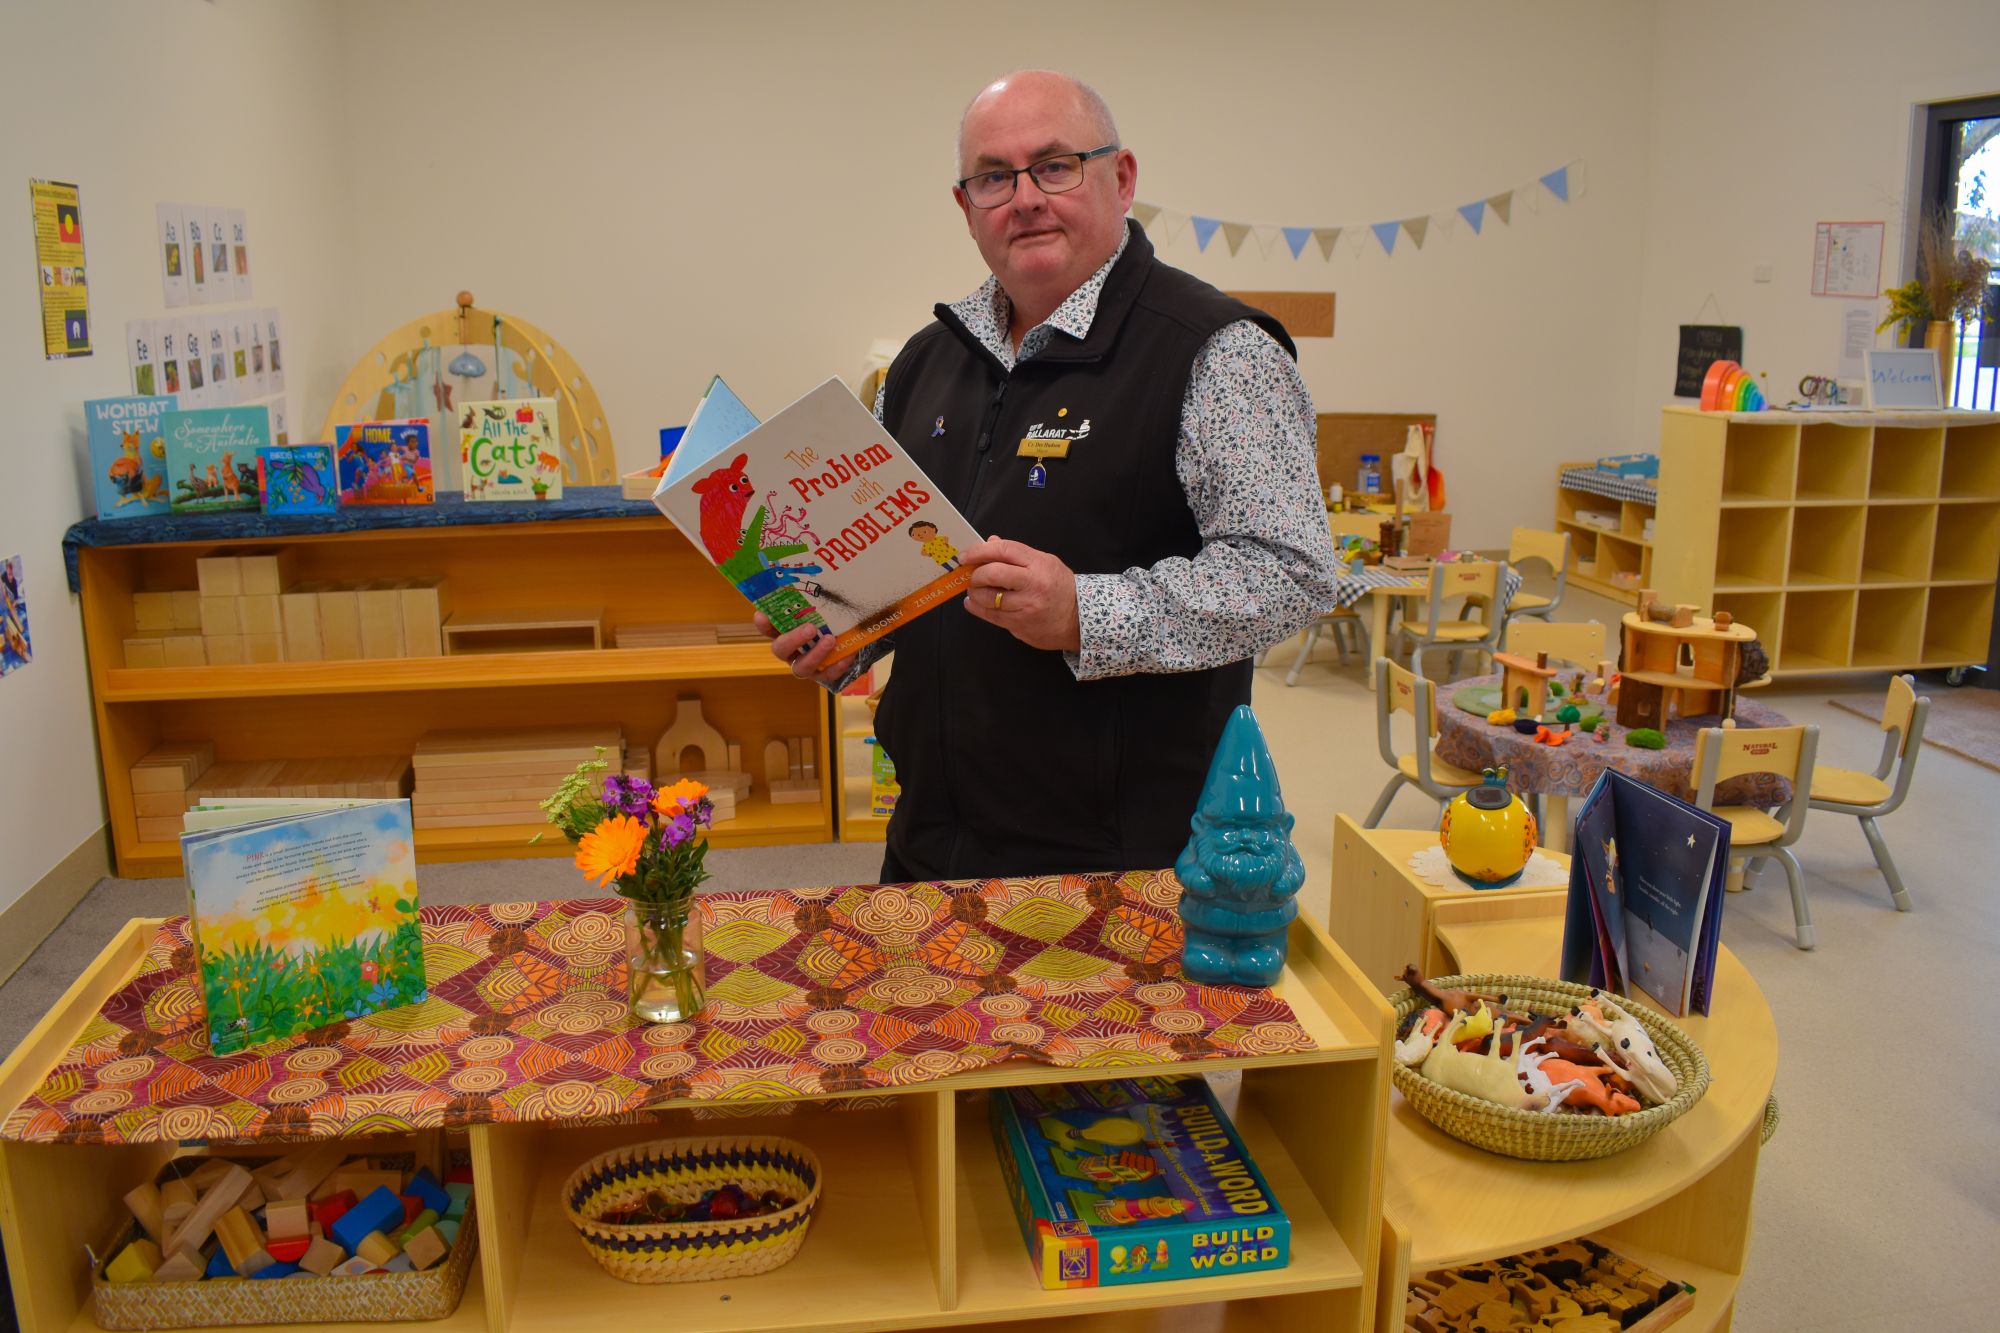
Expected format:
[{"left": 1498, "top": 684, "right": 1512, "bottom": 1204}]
[
  {"left": 575, "top": 813, "right": 648, "bottom": 887},
  {"left": 652, "top": 778, "right": 709, "bottom": 818}
]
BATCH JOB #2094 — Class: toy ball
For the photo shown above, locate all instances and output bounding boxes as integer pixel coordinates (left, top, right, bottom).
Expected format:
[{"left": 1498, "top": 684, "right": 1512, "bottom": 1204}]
[
  {"left": 1512, "top": 717, "right": 1541, "bottom": 735},
  {"left": 1439, "top": 767, "right": 1539, "bottom": 889}
]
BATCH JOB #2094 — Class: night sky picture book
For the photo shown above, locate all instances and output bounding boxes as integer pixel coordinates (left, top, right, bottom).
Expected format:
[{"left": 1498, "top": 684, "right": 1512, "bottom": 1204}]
[
  {"left": 162, "top": 404, "right": 268, "bottom": 513},
  {"left": 460, "top": 397, "right": 560, "bottom": 501},
  {"left": 1561, "top": 768, "right": 1729, "bottom": 1017},
  {"left": 652, "top": 376, "right": 979, "bottom": 659},
  {"left": 990, "top": 1076, "right": 1289, "bottom": 1289},
  {"left": 335, "top": 419, "right": 434, "bottom": 504},
  {"left": 182, "top": 799, "right": 426, "bottom": 1054},
  {"left": 258, "top": 444, "right": 338, "bottom": 514},
  {"left": 86, "top": 394, "right": 176, "bottom": 518}
]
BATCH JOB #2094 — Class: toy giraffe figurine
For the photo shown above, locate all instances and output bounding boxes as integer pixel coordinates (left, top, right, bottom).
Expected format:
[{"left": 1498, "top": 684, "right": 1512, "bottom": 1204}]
[{"left": 1174, "top": 706, "right": 1305, "bottom": 987}]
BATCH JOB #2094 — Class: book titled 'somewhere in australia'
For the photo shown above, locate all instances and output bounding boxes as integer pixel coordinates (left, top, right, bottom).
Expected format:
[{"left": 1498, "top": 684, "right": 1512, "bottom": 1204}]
[{"left": 652, "top": 377, "right": 979, "bottom": 658}]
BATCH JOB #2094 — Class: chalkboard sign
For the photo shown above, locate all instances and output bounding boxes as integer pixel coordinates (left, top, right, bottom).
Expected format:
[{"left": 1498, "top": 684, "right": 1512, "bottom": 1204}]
[
  {"left": 1864, "top": 349, "right": 1942, "bottom": 409},
  {"left": 1675, "top": 325, "right": 1743, "bottom": 397}
]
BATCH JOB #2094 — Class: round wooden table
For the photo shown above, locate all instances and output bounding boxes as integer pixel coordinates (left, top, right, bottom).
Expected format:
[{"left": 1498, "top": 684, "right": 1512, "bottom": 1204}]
[{"left": 1432, "top": 673, "right": 1792, "bottom": 852}]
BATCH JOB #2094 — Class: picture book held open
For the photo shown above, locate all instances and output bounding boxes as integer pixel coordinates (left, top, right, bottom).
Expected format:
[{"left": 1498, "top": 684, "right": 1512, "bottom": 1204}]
[{"left": 651, "top": 376, "right": 980, "bottom": 659}]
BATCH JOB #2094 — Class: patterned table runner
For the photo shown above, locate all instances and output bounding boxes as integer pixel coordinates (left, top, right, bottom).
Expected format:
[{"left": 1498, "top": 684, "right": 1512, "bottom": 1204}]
[{"left": 2, "top": 872, "right": 1314, "bottom": 1145}]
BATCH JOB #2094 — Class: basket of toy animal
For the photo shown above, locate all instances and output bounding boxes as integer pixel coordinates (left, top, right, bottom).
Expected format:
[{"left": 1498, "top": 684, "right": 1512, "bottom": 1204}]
[{"left": 1389, "top": 973, "right": 1709, "bottom": 1162}]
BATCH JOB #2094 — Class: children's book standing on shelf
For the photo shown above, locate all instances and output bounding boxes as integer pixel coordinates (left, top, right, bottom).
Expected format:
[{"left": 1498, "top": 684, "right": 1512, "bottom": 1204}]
[
  {"left": 335, "top": 419, "right": 434, "bottom": 504},
  {"left": 258, "top": 444, "right": 338, "bottom": 514},
  {"left": 990, "top": 1076, "right": 1290, "bottom": 1289},
  {"left": 86, "top": 394, "right": 176, "bottom": 518},
  {"left": 182, "top": 799, "right": 427, "bottom": 1054},
  {"left": 460, "top": 397, "right": 560, "bottom": 501},
  {"left": 652, "top": 376, "right": 980, "bottom": 659},
  {"left": 162, "top": 404, "right": 269, "bottom": 514},
  {"left": 0, "top": 555, "right": 29, "bottom": 677}
]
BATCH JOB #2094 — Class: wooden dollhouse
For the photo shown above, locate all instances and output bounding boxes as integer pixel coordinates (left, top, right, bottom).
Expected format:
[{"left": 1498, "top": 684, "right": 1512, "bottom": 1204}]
[
  {"left": 1616, "top": 588, "right": 1756, "bottom": 728},
  {"left": 1492, "top": 652, "right": 1560, "bottom": 718}
]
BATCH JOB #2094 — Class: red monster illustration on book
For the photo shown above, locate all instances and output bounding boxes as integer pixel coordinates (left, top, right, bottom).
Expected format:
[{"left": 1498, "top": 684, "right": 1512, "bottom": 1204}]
[{"left": 692, "top": 453, "right": 835, "bottom": 639}]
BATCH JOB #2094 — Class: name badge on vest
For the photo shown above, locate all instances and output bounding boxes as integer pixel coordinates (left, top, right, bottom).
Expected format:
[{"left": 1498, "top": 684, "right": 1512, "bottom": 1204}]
[{"left": 1017, "top": 436, "right": 1070, "bottom": 459}]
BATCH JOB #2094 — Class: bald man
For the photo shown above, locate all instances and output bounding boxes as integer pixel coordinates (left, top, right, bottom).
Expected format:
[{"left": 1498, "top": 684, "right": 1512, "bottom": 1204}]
[{"left": 770, "top": 71, "right": 1337, "bottom": 882}]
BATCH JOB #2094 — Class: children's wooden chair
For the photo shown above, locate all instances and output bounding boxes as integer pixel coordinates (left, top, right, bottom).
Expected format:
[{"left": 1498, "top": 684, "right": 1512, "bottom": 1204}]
[
  {"left": 1504, "top": 527, "right": 1570, "bottom": 626},
  {"left": 1503, "top": 618, "right": 1608, "bottom": 671},
  {"left": 1806, "top": 674, "right": 1927, "bottom": 912},
  {"left": 1691, "top": 724, "right": 1821, "bottom": 950},
  {"left": 1364, "top": 657, "right": 1484, "bottom": 826},
  {"left": 1396, "top": 559, "right": 1510, "bottom": 681}
]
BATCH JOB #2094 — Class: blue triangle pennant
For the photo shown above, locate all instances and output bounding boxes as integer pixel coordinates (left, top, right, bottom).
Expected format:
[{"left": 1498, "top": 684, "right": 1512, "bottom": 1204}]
[
  {"left": 1457, "top": 201, "right": 1485, "bottom": 234},
  {"left": 1191, "top": 216, "right": 1221, "bottom": 251},
  {"left": 1281, "top": 226, "right": 1312, "bottom": 260},
  {"left": 1541, "top": 166, "right": 1569, "bottom": 202},
  {"left": 1371, "top": 221, "right": 1400, "bottom": 255}
]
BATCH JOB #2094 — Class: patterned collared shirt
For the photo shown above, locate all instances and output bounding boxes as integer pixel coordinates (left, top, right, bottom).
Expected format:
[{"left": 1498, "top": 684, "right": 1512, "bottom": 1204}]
[{"left": 869, "top": 231, "right": 1337, "bottom": 681}]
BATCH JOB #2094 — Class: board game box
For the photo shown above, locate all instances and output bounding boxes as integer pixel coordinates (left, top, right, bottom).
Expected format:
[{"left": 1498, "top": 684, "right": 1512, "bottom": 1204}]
[{"left": 989, "top": 1076, "right": 1290, "bottom": 1289}]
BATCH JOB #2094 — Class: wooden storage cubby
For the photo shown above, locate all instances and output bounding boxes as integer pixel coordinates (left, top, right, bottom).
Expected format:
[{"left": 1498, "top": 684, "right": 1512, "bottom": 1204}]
[
  {"left": 1924, "top": 583, "right": 1998, "bottom": 666},
  {"left": 1779, "top": 589, "right": 1856, "bottom": 672},
  {"left": 1719, "top": 422, "right": 1796, "bottom": 501},
  {"left": 1713, "top": 507, "right": 1789, "bottom": 588},
  {"left": 1932, "top": 502, "right": 2000, "bottom": 582},
  {"left": 1853, "top": 588, "right": 1928, "bottom": 669},
  {"left": 1786, "top": 504, "right": 1864, "bottom": 585},
  {"left": 1551, "top": 468, "right": 1654, "bottom": 599},
  {"left": 74, "top": 515, "right": 835, "bottom": 877},
  {"left": 1709, "top": 590, "right": 1783, "bottom": 661},
  {"left": 1590, "top": 532, "right": 1646, "bottom": 589},
  {"left": 1861, "top": 504, "right": 1937, "bottom": 583},
  {"left": 1870, "top": 427, "right": 1945, "bottom": 498},
  {"left": 1795, "top": 422, "right": 1871, "bottom": 500},
  {"left": 1940, "top": 421, "right": 2000, "bottom": 498}
]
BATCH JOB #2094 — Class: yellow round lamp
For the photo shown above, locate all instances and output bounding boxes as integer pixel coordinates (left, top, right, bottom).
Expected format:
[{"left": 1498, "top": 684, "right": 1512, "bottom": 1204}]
[{"left": 1438, "top": 767, "right": 1538, "bottom": 889}]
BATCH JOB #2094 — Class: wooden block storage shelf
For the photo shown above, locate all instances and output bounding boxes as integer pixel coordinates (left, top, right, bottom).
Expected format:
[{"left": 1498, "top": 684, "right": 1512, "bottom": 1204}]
[
  {"left": 0, "top": 906, "right": 1395, "bottom": 1333},
  {"left": 62, "top": 491, "right": 834, "bottom": 877},
  {"left": 1555, "top": 408, "right": 2000, "bottom": 678},
  {"left": 443, "top": 607, "right": 604, "bottom": 656}
]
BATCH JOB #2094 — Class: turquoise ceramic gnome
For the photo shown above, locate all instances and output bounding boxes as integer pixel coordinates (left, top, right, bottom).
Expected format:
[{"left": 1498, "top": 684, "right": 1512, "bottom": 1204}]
[{"left": 1173, "top": 706, "right": 1306, "bottom": 987}]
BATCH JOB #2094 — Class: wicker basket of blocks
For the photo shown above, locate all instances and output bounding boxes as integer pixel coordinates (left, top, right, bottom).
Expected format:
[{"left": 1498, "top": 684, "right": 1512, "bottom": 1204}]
[
  {"left": 562, "top": 1136, "right": 821, "bottom": 1284},
  {"left": 1388, "top": 973, "right": 1710, "bottom": 1162}
]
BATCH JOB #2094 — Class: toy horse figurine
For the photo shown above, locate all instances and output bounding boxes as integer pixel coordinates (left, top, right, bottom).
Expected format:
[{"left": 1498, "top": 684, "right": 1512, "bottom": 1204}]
[{"left": 1174, "top": 706, "right": 1305, "bottom": 987}]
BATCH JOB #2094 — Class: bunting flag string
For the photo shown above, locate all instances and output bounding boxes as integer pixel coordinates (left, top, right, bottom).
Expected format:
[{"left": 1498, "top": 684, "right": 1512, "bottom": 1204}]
[{"left": 1132, "top": 159, "right": 1583, "bottom": 261}]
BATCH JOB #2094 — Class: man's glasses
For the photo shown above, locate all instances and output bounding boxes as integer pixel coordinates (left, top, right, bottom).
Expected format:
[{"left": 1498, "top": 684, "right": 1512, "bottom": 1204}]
[{"left": 957, "top": 145, "right": 1119, "bottom": 208}]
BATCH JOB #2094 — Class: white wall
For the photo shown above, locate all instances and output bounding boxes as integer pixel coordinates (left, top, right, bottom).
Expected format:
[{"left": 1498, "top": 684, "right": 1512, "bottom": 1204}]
[
  {"left": 0, "top": 0, "right": 349, "bottom": 912},
  {"left": 1632, "top": 0, "right": 2000, "bottom": 440}
]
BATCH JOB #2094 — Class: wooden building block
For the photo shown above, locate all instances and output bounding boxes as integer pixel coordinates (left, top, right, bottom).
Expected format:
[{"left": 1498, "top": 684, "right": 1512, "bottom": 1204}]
[
  {"left": 770, "top": 779, "right": 819, "bottom": 804},
  {"left": 399, "top": 577, "right": 449, "bottom": 657},
  {"left": 196, "top": 555, "right": 243, "bottom": 597},
  {"left": 403, "top": 1224, "right": 448, "bottom": 1270},
  {"left": 123, "top": 1182, "right": 166, "bottom": 1245},
  {"left": 104, "top": 1238, "right": 161, "bottom": 1283},
  {"left": 354, "top": 1231, "right": 400, "bottom": 1267},
  {"left": 199, "top": 595, "right": 241, "bottom": 637},
  {"left": 123, "top": 637, "right": 166, "bottom": 668},
  {"left": 264, "top": 1198, "right": 310, "bottom": 1240},
  {"left": 266, "top": 1235, "right": 311, "bottom": 1264},
  {"left": 654, "top": 695, "right": 731, "bottom": 778},
  {"left": 397, "top": 1208, "right": 439, "bottom": 1244},
  {"left": 237, "top": 1180, "right": 267, "bottom": 1214},
  {"left": 764, "top": 739, "right": 790, "bottom": 785},
  {"left": 136, "top": 816, "right": 185, "bottom": 843},
  {"left": 170, "top": 589, "right": 204, "bottom": 630},
  {"left": 162, "top": 632, "right": 206, "bottom": 667},
  {"left": 206, "top": 633, "right": 245, "bottom": 665},
  {"left": 413, "top": 725, "right": 622, "bottom": 769},
  {"left": 244, "top": 633, "right": 284, "bottom": 664},
  {"left": 318, "top": 588, "right": 363, "bottom": 661},
  {"left": 153, "top": 1247, "right": 204, "bottom": 1282},
  {"left": 356, "top": 581, "right": 406, "bottom": 659},
  {"left": 164, "top": 1163, "right": 251, "bottom": 1256},
  {"left": 213, "top": 1205, "right": 271, "bottom": 1276},
  {"left": 237, "top": 593, "right": 281, "bottom": 636},
  {"left": 132, "top": 591, "right": 175, "bottom": 631},
  {"left": 269, "top": 1143, "right": 348, "bottom": 1201},
  {"left": 280, "top": 589, "right": 322, "bottom": 661},
  {"left": 237, "top": 551, "right": 296, "bottom": 596},
  {"left": 331, "top": 1255, "right": 380, "bottom": 1276},
  {"left": 441, "top": 606, "right": 603, "bottom": 655},
  {"left": 159, "top": 1176, "right": 198, "bottom": 1225},
  {"left": 130, "top": 741, "right": 214, "bottom": 792},
  {"left": 298, "top": 1237, "right": 345, "bottom": 1276}
]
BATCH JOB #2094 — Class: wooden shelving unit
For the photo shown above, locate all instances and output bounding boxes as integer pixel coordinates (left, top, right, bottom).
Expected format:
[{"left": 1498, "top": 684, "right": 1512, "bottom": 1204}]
[
  {"left": 1558, "top": 408, "right": 2000, "bottom": 678},
  {"left": 73, "top": 515, "right": 834, "bottom": 877},
  {"left": 0, "top": 908, "right": 1396, "bottom": 1333}
]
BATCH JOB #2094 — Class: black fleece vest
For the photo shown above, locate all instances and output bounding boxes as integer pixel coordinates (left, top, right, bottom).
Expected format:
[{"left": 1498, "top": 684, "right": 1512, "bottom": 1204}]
[{"left": 874, "top": 221, "right": 1296, "bottom": 880}]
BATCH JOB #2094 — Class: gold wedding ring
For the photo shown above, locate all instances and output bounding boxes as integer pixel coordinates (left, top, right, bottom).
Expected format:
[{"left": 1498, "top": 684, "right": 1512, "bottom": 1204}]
[{"left": 993, "top": 590, "right": 1004, "bottom": 611}]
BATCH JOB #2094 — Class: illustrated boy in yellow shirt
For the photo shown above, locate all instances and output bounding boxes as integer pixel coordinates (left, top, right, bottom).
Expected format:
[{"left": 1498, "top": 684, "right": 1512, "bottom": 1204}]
[{"left": 909, "top": 519, "right": 959, "bottom": 571}]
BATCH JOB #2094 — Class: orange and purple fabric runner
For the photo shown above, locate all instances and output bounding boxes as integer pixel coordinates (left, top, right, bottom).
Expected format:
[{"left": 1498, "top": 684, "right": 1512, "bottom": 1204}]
[{"left": 2, "top": 872, "right": 1315, "bottom": 1145}]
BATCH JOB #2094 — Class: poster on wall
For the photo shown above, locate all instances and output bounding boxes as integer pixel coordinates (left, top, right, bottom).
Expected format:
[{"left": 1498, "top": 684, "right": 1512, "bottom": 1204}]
[
  {"left": 1675, "top": 325, "right": 1743, "bottom": 397},
  {"left": 126, "top": 320, "right": 158, "bottom": 396},
  {"left": 203, "top": 208, "right": 231, "bottom": 303},
  {"left": 263, "top": 308, "right": 284, "bottom": 393},
  {"left": 1812, "top": 221, "right": 1883, "bottom": 298},
  {"left": 2, "top": 555, "right": 31, "bottom": 679},
  {"left": 29, "top": 180, "right": 90, "bottom": 359},
  {"left": 156, "top": 203, "right": 187, "bottom": 306},
  {"left": 184, "top": 202, "right": 210, "bottom": 303},
  {"left": 228, "top": 208, "right": 251, "bottom": 300}
]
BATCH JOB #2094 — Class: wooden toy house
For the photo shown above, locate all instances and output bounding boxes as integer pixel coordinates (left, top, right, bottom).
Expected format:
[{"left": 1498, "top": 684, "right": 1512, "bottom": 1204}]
[
  {"left": 1492, "top": 651, "right": 1560, "bottom": 718},
  {"left": 1616, "top": 588, "right": 1756, "bottom": 727}
]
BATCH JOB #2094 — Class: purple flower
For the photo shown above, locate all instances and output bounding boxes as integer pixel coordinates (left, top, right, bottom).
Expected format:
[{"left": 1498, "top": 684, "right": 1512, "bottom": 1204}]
[
  {"left": 663, "top": 812, "right": 696, "bottom": 848},
  {"left": 600, "top": 774, "right": 656, "bottom": 818}
]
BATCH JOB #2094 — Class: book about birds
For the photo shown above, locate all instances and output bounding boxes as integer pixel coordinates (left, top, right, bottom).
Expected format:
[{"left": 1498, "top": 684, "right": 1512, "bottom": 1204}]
[
  {"left": 460, "top": 397, "right": 561, "bottom": 501},
  {"left": 258, "top": 444, "right": 338, "bottom": 514},
  {"left": 335, "top": 419, "right": 434, "bottom": 504},
  {"left": 651, "top": 376, "right": 978, "bottom": 659},
  {"left": 182, "top": 799, "right": 427, "bottom": 1054},
  {"left": 86, "top": 394, "right": 177, "bottom": 518},
  {"left": 990, "top": 1076, "right": 1290, "bottom": 1289},
  {"left": 162, "top": 404, "right": 269, "bottom": 514}
]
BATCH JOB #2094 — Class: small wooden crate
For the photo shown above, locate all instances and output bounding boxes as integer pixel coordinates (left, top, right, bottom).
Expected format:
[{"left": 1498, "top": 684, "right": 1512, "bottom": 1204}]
[{"left": 441, "top": 607, "right": 603, "bottom": 655}]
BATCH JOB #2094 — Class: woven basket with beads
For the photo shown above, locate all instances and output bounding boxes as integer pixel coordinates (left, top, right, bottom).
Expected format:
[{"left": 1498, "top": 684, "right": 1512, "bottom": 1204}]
[
  {"left": 1390, "top": 974, "right": 1710, "bottom": 1162},
  {"left": 561, "top": 1136, "right": 821, "bottom": 1284}
]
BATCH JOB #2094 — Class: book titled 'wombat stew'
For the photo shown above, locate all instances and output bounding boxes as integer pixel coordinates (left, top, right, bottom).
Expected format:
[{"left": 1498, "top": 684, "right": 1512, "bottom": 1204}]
[{"left": 650, "top": 377, "right": 980, "bottom": 659}]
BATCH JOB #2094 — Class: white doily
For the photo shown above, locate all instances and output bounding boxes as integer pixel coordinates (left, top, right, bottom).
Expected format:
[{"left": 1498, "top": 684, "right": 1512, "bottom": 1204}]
[{"left": 1408, "top": 844, "right": 1569, "bottom": 889}]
